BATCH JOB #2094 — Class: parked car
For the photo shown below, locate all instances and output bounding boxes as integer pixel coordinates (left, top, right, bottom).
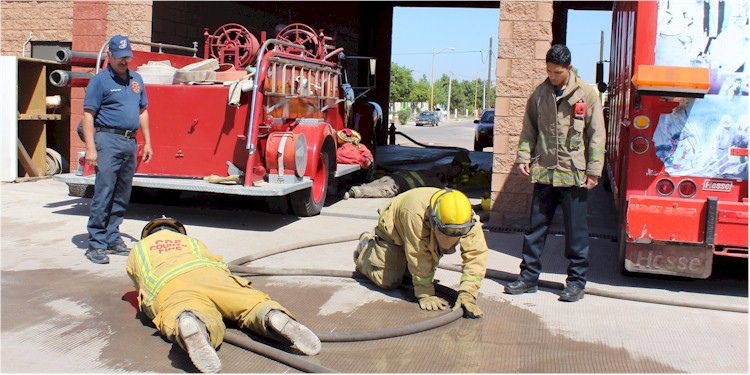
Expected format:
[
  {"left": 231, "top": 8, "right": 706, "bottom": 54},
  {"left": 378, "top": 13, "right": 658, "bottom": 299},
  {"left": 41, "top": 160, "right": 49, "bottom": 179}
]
[
  {"left": 415, "top": 111, "right": 439, "bottom": 127},
  {"left": 474, "top": 109, "right": 494, "bottom": 151}
]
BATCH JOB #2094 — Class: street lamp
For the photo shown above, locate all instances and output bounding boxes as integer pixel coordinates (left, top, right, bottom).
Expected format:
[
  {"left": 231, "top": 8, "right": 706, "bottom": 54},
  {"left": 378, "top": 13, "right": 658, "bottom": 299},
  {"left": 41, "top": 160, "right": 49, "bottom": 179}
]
[{"left": 430, "top": 47, "right": 454, "bottom": 111}]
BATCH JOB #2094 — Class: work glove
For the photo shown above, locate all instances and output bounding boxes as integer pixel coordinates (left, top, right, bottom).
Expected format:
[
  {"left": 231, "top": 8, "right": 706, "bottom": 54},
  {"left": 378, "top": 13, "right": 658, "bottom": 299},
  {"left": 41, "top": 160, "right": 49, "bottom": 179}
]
[
  {"left": 418, "top": 295, "right": 449, "bottom": 311},
  {"left": 453, "top": 291, "right": 483, "bottom": 319}
]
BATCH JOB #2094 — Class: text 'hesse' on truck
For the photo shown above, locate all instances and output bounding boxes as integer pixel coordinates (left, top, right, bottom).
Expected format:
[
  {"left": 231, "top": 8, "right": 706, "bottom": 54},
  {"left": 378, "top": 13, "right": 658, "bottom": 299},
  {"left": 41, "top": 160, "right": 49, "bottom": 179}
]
[
  {"left": 53, "top": 22, "right": 381, "bottom": 217},
  {"left": 598, "top": 1, "right": 748, "bottom": 279}
]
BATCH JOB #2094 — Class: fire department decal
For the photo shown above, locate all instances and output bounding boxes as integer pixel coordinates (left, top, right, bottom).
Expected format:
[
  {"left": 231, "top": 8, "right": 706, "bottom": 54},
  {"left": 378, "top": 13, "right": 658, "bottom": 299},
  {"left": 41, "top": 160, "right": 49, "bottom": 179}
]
[
  {"left": 132, "top": 81, "right": 141, "bottom": 94},
  {"left": 702, "top": 179, "right": 734, "bottom": 192}
]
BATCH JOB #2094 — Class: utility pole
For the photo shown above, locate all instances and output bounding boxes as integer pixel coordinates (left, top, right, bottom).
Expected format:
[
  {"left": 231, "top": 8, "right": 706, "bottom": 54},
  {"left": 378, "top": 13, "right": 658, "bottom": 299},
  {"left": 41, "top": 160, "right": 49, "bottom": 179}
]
[{"left": 483, "top": 37, "right": 492, "bottom": 110}]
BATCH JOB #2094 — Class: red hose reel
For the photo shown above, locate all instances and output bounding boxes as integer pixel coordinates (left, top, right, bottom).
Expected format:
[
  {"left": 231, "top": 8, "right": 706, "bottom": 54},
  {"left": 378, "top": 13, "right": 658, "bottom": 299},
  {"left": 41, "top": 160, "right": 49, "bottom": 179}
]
[{"left": 205, "top": 23, "right": 260, "bottom": 69}]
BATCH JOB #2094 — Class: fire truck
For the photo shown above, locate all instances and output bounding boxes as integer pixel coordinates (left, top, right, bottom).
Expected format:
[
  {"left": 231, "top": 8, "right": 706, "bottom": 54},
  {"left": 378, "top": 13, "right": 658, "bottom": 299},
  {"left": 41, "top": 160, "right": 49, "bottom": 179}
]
[
  {"left": 53, "top": 23, "right": 380, "bottom": 216},
  {"left": 598, "top": 0, "right": 748, "bottom": 278}
]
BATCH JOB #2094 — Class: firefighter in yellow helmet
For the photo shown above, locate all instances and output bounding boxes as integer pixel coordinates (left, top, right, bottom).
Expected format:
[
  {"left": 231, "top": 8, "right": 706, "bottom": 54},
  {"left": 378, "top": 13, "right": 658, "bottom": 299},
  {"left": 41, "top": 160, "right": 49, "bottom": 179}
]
[
  {"left": 126, "top": 216, "right": 321, "bottom": 373},
  {"left": 353, "top": 187, "right": 488, "bottom": 318}
]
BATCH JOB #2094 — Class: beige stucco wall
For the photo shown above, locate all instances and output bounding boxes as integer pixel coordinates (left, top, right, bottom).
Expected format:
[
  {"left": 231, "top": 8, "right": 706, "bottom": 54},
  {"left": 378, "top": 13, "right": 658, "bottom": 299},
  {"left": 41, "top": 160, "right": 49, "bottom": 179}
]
[
  {"left": 491, "top": 0, "right": 553, "bottom": 228},
  {"left": 0, "top": 0, "right": 74, "bottom": 57},
  {"left": 106, "top": 1, "right": 152, "bottom": 46}
]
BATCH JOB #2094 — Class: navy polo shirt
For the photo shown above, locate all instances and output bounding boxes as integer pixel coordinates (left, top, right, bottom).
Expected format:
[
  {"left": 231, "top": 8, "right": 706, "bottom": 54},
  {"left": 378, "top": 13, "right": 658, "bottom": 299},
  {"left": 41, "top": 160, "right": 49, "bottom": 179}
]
[{"left": 83, "top": 65, "right": 148, "bottom": 131}]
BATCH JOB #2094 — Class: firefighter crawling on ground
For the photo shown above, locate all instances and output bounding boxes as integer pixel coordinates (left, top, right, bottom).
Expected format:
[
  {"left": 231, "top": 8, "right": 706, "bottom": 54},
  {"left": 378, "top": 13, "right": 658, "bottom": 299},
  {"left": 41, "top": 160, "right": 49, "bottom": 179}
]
[
  {"left": 342, "top": 151, "right": 486, "bottom": 199},
  {"left": 126, "top": 217, "right": 320, "bottom": 373},
  {"left": 353, "top": 188, "right": 488, "bottom": 318}
]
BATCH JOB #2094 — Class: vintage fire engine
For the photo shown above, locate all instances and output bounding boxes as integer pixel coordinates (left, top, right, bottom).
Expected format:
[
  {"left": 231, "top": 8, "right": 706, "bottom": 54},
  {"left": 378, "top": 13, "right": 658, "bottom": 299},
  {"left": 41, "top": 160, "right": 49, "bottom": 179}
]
[
  {"left": 53, "top": 23, "right": 380, "bottom": 216},
  {"left": 599, "top": 0, "right": 748, "bottom": 278}
]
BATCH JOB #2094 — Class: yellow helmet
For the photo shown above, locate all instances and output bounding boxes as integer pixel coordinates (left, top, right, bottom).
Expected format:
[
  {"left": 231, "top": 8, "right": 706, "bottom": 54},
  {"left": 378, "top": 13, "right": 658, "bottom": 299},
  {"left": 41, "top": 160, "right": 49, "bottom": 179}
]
[
  {"left": 429, "top": 188, "right": 475, "bottom": 237},
  {"left": 141, "top": 216, "right": 187, "bottom": 239},
  {"left": 337, "top": 128, "right": 361, "bottom": 145}
]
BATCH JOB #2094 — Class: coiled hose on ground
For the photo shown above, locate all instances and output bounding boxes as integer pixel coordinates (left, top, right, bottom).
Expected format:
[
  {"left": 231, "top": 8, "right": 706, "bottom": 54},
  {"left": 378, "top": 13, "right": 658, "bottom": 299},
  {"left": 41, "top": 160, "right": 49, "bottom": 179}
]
[{"left": 223, "top": 232, "right": 747, "bottom": 372}]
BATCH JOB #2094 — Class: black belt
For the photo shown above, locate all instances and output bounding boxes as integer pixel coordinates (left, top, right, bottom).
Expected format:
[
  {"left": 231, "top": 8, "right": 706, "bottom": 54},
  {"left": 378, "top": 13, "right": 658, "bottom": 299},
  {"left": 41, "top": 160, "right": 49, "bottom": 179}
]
[{"left": 95, "top": 126, "right": 137, "bottom": 139}]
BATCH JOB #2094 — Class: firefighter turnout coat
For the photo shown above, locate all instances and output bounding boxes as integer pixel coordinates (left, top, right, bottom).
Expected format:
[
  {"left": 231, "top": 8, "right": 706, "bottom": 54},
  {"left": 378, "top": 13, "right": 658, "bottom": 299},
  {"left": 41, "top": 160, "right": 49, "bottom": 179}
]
[
  {"left": 517, "top": 74, "right": 606, "bottom": 185},
  {"left": 356, "top": 187, "right": 488, "bottom": 300}
]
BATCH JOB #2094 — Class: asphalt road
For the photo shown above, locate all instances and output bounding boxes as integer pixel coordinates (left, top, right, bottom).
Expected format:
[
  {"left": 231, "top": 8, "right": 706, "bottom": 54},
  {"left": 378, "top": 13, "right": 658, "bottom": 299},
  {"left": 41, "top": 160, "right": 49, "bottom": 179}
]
[{"left": 393, "top": 118, "right": 479, "bottom": 150}]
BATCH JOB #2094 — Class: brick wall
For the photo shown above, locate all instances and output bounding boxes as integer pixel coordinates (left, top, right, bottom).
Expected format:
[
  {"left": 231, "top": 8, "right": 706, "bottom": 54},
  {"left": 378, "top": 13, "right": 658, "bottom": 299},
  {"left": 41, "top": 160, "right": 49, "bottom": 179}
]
[
  {"left": 0, "top": 0, "right": 74, "bottom": 57},
  {"left": 491, "top": 0, "right": 553, "bottom": 228}
]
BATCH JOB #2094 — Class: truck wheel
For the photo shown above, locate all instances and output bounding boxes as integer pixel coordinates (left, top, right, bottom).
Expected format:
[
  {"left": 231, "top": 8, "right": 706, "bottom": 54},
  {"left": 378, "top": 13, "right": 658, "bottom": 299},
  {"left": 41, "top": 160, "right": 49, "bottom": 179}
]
[
  {"left": 290, "top": 150, "right": 329, "bottom": 216},
  {"left": 473, "top": 140, "right": 483, "bottom": 152},
  {"left": 68, "top": 183, "right": 94, "bottom": 198},
  {"left": 266, "top": 196, "right": 291, "bottom": 214}
]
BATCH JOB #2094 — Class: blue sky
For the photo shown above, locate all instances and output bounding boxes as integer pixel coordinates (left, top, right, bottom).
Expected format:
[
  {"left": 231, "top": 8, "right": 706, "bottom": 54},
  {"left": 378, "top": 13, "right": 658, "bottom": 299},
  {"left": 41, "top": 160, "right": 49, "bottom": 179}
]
[{"left": 391, "top": 7, "right": 612, "bottom": 84}]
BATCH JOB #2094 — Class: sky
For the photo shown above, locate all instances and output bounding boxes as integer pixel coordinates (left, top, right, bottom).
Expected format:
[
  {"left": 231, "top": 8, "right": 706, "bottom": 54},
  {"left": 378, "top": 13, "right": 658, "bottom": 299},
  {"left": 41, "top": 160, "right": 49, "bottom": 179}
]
[{"left": 391, "top": 7, "right": 612, "bottom": 85}]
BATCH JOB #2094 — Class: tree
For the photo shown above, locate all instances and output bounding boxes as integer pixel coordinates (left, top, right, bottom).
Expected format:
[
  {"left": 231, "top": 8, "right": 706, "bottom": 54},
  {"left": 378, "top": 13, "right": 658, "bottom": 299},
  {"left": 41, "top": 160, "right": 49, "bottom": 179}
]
[
  {"left": 409, "top": 75, "right": 430, "bottom": 105},
  {"left": 389, "top": 63, "right": 414, "bottom": 103}
]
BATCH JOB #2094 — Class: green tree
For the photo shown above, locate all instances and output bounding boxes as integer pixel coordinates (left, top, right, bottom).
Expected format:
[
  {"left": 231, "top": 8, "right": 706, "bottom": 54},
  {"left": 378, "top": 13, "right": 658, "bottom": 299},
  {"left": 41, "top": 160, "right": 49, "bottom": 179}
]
[
  {"left": 409, "top": 75, "right": 430, "bottom": 106},
  {"left": 389, "top": 63, "right": 414, "bottom": 102}
]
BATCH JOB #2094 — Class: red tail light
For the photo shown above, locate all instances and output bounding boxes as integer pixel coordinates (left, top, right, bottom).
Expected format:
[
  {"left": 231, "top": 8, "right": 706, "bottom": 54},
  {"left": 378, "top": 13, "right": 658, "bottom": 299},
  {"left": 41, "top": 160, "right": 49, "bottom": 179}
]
[
  {"left": 631, "top": 136, "right": 650, "bottom": 154},
  {"left": 656, "top": 179, "right": 675, "bottom": 196},
  {"left": 678, "top": 179, "right": 697, "bottom": 198}
]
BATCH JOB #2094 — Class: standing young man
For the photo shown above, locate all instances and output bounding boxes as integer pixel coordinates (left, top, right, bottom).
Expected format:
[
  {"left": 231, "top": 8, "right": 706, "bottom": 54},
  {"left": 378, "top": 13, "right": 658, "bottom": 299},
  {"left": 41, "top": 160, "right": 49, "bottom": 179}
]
[
  {"left": 505, "top": 44, "right": 606, "bottom": 302},
  {"left": 82, "top": 35, "right": 153, "bottom": 264}
]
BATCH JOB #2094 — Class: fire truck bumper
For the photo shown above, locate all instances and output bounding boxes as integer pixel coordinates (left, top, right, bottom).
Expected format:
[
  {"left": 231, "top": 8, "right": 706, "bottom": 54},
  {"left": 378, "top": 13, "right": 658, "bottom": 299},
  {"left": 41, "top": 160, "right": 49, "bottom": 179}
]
[
  {"left": 53, "top": 173, "right": 313, "bottom": 197},
  {"left": 624, "top": 242, "right": 714, "bottom": 279}
]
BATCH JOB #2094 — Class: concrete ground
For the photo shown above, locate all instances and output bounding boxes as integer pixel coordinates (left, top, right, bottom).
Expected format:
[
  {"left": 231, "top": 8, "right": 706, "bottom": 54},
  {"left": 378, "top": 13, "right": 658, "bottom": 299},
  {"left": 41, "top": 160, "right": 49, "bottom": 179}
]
[{"left": 1, "top": 154, "right": 747, "bottom": 373}]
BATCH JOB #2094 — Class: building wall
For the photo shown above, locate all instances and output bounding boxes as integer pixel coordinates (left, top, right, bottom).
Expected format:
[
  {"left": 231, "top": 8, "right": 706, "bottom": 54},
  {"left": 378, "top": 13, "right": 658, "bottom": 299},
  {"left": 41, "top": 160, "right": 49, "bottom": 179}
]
[
  {"left": 492, "top": 0, "right": 554, "bottom": 228},
  {"left": 2, "top": 0, "right": 153, "bottom": 171},
  {"left": 0, "top": 0, "right": 74, "bottom": 57}
]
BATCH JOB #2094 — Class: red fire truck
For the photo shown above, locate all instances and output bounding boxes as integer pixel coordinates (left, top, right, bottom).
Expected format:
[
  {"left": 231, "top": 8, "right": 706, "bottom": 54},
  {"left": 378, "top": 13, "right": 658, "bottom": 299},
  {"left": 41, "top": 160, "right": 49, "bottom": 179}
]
[
  {"left": 53, "top": 23, "right": 380, "bottom": 216},
  {"left": 599, "top": 0, "right": 748, "bottom": 278}
]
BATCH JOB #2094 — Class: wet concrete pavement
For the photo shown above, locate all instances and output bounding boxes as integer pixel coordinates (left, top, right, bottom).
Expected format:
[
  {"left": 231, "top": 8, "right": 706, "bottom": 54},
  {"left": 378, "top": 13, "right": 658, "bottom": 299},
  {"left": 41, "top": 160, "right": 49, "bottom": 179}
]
[{"left": 1, "top": 151, "right": 748, "bottom": 373}]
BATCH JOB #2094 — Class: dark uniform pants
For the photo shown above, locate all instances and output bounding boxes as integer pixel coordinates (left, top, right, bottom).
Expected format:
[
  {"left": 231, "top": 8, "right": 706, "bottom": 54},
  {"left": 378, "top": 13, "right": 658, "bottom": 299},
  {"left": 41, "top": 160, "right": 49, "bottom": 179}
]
[
  {"left": 87, "top": 131, "right": 138, "bottom": 250},
  {"left": 518, "top": 184, "right": 590, "bottom": 288}
]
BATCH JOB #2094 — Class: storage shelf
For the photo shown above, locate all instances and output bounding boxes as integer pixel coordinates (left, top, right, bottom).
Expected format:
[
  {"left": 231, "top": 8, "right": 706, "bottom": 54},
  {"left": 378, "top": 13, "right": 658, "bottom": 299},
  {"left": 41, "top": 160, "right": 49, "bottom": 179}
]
[{"left": 18, "top": 114, "right": 62, "bottom": 121}]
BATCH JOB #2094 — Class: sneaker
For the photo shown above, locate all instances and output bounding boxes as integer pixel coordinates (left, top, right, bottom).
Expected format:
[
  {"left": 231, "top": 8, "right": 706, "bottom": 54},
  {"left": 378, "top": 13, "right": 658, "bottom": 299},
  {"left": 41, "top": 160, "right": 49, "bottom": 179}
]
[
  {"left": 85, "top": 248, "right": 110, "bottom": 264},
  {"left": 559, "top": 284, "right": 585, "bottom": 302},
  {"left": 343, "top": 189, "right": 352, "bottom": 200},
  {"left": 504, "top": 279, "right": 538, "bottom": 295},
  {"left": 265, "top": 310, "right": 321, "bottom": 356},
  {"left": 105, "top": 242, "right": 130, "bottom": 256},
  {"left": 178, "top": 312, "right": 221, "bottom": 373}
]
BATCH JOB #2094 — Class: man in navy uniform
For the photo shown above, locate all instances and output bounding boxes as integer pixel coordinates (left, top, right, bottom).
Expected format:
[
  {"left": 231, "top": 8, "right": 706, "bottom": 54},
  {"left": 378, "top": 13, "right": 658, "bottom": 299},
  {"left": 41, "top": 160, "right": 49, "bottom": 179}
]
[{"left": 82, "top": 35, "right": 154, "bottom": 264}]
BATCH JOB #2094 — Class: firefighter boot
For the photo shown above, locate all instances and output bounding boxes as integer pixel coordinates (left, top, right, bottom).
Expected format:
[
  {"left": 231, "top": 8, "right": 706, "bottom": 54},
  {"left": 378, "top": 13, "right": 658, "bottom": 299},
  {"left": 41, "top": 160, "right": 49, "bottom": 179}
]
[
  {"left": 265, "top": 310, "right": 321, "bottom": 356},
  {"left": 177, "top": 311, "right": 221, "bottom": 373}
]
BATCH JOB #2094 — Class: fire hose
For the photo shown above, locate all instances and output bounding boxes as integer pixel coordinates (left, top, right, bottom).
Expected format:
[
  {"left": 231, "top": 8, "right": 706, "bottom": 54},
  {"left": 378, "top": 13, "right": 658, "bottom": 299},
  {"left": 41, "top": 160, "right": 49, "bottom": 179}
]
[
  {"left": 224, "top": 234, "right": 462, "bottom": 373},
  {"left": 223, "top": 232, "right": 747, "bottom": 372}
]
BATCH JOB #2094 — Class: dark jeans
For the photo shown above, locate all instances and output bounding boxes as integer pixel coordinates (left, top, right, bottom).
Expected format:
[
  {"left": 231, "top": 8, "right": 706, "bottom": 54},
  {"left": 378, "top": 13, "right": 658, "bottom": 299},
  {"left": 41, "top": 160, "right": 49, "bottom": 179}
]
[
  {"left": 518, "top": 184, "right": 590, "bottom": 288},
  {"left": 87, "top": 132, "right": 138, "bottom": 250}
]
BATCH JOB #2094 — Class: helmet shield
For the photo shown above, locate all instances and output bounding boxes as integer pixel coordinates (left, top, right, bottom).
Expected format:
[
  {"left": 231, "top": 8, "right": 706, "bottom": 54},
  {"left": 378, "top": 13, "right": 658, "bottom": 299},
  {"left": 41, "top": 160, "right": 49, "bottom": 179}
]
[{"left": 430, "top": 189, "right": 475, "bottom": 237}]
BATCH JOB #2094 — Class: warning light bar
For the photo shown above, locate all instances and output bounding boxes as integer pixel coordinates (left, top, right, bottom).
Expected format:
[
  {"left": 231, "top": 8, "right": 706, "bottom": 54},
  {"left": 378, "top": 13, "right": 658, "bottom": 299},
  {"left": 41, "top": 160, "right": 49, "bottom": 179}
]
[{"left": 632, "top": 65, "right": 710, "bottom": 98}]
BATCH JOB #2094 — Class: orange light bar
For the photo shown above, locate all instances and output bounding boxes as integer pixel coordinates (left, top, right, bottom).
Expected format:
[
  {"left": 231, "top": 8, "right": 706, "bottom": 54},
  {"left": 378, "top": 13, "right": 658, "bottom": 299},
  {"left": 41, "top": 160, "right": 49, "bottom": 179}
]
[{"left": 632, "top": 65, "right": 710, "bottom": 95}]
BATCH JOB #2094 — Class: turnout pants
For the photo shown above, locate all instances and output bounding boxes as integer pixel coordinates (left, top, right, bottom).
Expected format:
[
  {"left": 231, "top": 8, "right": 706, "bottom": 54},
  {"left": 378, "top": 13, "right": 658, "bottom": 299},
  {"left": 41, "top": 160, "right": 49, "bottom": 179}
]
[
  {"left": 518, "top": 184, "right": 590, "bottom": 288},
  {"left": 151, "top": 267, "right": 290, "bottom": 348},
  {"left": 354, "top": 232, "right": 410, "bottom": 289},
  {"left": 354, "top": 176, "right": 405, "bottom": 198}
]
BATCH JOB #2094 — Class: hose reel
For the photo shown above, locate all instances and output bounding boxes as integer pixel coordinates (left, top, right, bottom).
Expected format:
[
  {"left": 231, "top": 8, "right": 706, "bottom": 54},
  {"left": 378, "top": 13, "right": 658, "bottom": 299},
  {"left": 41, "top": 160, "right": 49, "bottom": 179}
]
[
  {"left": 206, "top": 23, "right": 259, "bottom": 69},
  {"left": 275, "top": 23, "right": 322, "bottom": 60}
]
